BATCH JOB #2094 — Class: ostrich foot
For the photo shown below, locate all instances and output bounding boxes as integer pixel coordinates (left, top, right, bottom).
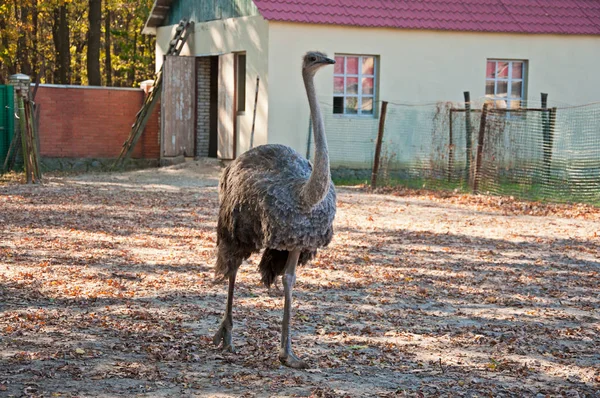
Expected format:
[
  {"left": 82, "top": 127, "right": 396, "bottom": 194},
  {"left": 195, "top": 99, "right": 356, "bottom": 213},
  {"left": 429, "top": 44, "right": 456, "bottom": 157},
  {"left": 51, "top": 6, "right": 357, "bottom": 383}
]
[
  {"left": 279, "top": 349, "right": 308, "bottom": 369},
  {"left": 213, "top": 323, "right": 234, "bottom": 352}
]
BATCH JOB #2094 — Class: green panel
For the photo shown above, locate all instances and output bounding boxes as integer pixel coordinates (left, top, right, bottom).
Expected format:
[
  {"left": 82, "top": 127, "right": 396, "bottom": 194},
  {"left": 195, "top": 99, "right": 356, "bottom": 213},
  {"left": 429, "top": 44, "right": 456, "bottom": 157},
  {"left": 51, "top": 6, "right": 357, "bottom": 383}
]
[
  {"left": 166, "top": 0, "right": 258, "bottom": 26},
  {"left": 0, "top": 85, "right": 15, "bottom": 167}
]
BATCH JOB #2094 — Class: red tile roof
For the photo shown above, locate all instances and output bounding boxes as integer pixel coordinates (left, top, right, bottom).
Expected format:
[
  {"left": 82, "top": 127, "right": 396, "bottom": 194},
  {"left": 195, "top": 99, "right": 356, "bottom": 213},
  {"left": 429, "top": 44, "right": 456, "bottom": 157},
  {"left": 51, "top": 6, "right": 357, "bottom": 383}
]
[{"left": 253, "top": 0, "right": 600, "bottom": 35}]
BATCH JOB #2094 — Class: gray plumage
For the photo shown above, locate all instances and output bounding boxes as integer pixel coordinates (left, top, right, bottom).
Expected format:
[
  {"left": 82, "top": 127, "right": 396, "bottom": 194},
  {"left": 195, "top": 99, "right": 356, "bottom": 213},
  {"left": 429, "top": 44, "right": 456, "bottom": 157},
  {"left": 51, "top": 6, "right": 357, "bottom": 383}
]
[
  {"left": 215, "top": 144, "right": 336, "bottom": 286},
  {"left": 212, "top": 51, "right": 336, "bottom": 368}
]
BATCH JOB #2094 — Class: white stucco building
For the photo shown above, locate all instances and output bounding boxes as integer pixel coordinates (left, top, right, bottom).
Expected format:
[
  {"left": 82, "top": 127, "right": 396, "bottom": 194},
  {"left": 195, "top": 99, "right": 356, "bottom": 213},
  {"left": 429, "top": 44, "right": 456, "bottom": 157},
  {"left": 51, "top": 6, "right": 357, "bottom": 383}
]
[{"left": 143, "top": 0, "right": 600, "bottom": 168}]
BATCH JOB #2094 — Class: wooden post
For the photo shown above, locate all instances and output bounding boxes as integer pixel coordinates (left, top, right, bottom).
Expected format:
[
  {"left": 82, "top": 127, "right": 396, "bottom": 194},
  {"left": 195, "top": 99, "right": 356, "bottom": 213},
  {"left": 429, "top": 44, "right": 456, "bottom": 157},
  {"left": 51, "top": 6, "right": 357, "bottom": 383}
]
[
  {"left": 541, "top": 93, "right": 552, "bottom": 182},
  {"left": 464, "top": 91, "right": 473, "bottom": 183},
  {"left": 447, "top": 108, "right": 454, "bottom": 182},
  {"left": 473, "top": 103, "right": 490, "bottom": 194},
  {"left": 371, "top": 101, "right": 388, "bottom": 189},
  {"left": 17, "top": 95, "right": 32, "bottom": 183},
  {"left": 27, "top": 100, "right": 41, "bottom": 181},
  {"left": 249, "top": 76, "right": 260, "bottom": 149}
]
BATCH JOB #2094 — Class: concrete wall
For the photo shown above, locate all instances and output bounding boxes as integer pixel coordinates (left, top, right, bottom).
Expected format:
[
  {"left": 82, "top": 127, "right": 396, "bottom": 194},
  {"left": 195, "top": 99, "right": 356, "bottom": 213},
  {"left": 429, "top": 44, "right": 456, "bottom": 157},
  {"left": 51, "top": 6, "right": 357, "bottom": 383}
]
[
  {"left": 156, "top": 15, "right": 269, "bottom": 157},
  {"left": 267, "top": 22, "right": 600, "bottom": 165},
  {"left": 35, "top": 85, "right": 160, "bottom": 159}
]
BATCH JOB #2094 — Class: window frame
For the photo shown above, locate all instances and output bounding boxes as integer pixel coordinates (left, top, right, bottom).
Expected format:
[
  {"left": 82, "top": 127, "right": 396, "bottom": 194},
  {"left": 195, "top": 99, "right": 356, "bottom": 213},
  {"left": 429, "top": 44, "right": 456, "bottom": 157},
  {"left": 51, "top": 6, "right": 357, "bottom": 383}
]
[
  {"left": 485, "top": 59, "right": 526, "bottom": 109},
  {"left": 333, "top": 54, "right": 377, "bottom": 117}
]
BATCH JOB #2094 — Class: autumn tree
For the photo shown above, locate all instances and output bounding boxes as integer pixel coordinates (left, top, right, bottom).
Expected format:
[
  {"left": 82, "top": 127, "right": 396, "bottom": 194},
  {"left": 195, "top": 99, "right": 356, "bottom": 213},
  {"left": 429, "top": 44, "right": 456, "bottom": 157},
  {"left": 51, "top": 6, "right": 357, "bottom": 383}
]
[
  {"left": 0, "top": 0, "right": 155, "bottom": 87},
  {"left": 87, "top": 0, "right": 102, "bottom": 85},
  {"left": 104, "top": 5, "right": 112, "bottom": 86},
  {"left": 52, "top": 2, "right": 70, "bottom": 84}
]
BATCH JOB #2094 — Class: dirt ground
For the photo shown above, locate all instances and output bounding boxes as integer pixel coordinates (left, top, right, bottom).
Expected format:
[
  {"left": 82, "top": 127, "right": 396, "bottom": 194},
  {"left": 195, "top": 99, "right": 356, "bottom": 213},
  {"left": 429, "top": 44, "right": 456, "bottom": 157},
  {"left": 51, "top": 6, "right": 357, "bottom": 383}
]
[{"left": 1, "top": 160, "right": 599, "bottom": 397}]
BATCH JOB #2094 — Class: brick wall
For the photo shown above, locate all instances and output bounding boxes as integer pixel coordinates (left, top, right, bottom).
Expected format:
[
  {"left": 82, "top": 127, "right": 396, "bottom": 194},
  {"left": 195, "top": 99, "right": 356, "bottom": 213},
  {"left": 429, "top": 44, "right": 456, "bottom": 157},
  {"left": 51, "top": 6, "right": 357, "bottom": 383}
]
[
  {"left": 196, "top": 58, "right": 211, "bottom": 157},
  {"left": 35, "top": 85, "right": 160, "bottom": 159}
]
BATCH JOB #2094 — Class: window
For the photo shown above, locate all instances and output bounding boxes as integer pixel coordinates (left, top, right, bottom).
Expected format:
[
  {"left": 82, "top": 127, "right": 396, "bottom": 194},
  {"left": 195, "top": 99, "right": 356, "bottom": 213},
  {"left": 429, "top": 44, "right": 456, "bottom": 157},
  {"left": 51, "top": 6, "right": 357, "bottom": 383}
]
[
  {"left": 333, "top": 54, "right": 376, "bottom": 116},
  {"left": 485, "top": 60, "right": 525, "bottom": 109}
]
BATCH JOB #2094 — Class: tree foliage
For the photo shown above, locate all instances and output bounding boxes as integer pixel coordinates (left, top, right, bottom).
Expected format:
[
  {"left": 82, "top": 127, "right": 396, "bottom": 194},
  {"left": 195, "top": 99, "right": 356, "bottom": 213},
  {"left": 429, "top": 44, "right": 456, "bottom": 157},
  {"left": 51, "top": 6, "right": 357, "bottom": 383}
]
[{"left": 0, "top": 0, "right": 155, "bottom": 87}]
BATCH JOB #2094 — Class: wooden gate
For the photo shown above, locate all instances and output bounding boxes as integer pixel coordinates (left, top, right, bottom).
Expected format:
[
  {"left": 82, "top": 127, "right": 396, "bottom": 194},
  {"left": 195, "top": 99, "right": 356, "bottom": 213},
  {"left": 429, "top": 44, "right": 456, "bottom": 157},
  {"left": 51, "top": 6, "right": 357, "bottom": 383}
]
[
  {"left": 218, "top": 53, "right": 235, "bottom": 160},
  {"left": 162, "top": 56, "right": 196, "bottom": 158}
]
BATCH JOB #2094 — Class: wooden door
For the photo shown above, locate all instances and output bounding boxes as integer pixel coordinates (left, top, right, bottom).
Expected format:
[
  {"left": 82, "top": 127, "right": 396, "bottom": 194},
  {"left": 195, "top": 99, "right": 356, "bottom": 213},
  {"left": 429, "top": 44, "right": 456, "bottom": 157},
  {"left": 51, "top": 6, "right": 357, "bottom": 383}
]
[
  {"left": 217, "top": 53, "right": 235, "bottom": 160},
  {"left": 162, "top": 56, "right": 196, "bottom": 158}
]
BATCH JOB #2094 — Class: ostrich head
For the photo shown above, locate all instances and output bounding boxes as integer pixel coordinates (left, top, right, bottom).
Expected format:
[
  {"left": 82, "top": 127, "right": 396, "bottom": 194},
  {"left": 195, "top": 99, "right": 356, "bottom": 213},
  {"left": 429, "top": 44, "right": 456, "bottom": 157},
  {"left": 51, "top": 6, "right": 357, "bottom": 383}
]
[{"left": 302, "top": 51, "right": 335, "bottom": 76}]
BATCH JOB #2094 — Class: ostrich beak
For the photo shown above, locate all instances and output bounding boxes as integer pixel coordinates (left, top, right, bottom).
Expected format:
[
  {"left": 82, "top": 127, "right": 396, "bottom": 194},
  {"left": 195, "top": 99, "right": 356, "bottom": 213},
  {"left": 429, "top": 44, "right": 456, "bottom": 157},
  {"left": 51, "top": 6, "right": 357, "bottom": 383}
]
[{"left": 323, "top": 57, "right": 336, "bottom": 65}]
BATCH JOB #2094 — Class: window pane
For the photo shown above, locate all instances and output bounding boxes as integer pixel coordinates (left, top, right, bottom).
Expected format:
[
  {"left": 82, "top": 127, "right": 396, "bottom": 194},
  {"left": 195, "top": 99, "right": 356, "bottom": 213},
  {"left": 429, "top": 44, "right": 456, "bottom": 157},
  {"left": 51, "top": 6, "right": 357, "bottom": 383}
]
[
  {"left": 362, "top": 57, "right": 374, "bottom": 75},
  {"left": 362, "top": 97, "right": 373, "bottom": 114},
  {"left": 496, "top": 81, "right": 508, "bottom": 97},
  {"left": 345, "top": 97, "right": 358, "bottom": 114},
  {"left": 485, "top": 80, "right": 495, "bottom": 95},
  {"left": 497, "top": 62, "right": 509, "bottom": 78},
  {"left": 362, "top": 77, "right": 374, "bottom": 95},
  {"left": 333, "top": 96, "right": 344, "bottom": 114},
  {"left": 512, "top": 62, "right": 523, "bottom": 79},
  {"left": 347, "top": 57, "right": 359, "bottom": 74},
  {"left": 511, "top": 81, "right": 522, "bottom": 98},
  {"left": 334, "top": 77, "right": 344, "bottom": 94},
  {"left": 346, "top": 77, "right": 358, "bottom": 94},
  {"left": 486, "top": 61, "right": 496, "bottom": 78},
  {"left": 334, "top": 56, "right": 344, "bottom": 74}
]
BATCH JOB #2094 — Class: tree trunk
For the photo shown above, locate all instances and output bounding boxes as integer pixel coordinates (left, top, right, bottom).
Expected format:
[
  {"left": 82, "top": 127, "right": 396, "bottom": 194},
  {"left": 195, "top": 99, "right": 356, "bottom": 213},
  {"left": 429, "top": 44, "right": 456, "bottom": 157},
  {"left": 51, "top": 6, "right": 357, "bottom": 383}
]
[
  {"left": 52, "top": 5, "right": 70, "bottom": 84},
  {"left": 129, "top": 29, "right": 137, "bottom": 86},
  {"left": 87, "top": 0, "right": 102, "bottom": 86},
  {"left": 104, "top": 8, "right": 112, "bottom": 86},
  {"left": 31, "top": 2, "right": 38, "bottom": 79},
  {"left": 73, "top": 39, "right": 85, "bottom": 85},
  {"left": 16, "top": 0, "right": 32, "bottom": 75}
]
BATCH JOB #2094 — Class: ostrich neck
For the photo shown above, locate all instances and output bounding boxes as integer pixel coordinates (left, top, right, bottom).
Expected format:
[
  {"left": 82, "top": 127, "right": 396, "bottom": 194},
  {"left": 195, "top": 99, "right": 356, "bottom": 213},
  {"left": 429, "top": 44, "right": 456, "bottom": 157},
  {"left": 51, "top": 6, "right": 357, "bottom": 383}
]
[{"left": 301, "top": 70, "right": 331, "bottom": 208}]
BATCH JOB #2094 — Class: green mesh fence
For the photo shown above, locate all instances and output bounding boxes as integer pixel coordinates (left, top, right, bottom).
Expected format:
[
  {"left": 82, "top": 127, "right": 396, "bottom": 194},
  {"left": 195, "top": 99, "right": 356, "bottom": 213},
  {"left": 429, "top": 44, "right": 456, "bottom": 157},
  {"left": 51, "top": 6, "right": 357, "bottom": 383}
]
[
  {"left": 312, "top": 97, "right": 600, "bottom": 205},
  {"left": 0, "top": 85, "right": 15, "bottom": 171}
]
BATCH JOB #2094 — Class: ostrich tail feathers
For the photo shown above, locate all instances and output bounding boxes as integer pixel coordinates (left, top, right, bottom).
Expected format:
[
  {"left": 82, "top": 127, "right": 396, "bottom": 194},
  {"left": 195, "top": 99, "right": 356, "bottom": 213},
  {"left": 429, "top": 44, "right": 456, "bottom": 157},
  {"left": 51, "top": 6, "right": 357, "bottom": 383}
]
[
  {"left": 259, "top": 249, "right": 288, "bottom": 288},
  {"left": 259, "top": 248, "right": 317, "bottom": 288}
]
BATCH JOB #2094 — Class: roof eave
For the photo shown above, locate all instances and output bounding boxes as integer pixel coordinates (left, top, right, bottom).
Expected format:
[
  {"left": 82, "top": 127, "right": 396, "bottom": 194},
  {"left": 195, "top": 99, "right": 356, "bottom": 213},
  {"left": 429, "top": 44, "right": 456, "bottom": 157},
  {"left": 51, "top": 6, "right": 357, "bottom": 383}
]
[{"left": 143, "top": 0, "right": 175, "bottom": 35}]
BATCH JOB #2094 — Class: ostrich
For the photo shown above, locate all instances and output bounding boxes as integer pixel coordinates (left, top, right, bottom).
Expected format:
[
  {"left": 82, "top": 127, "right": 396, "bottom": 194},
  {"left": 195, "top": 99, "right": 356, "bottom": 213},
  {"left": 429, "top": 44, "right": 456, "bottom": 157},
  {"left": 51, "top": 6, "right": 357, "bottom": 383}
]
[{"left": 212, "top": 51, "right": 336, "bottom": 369}]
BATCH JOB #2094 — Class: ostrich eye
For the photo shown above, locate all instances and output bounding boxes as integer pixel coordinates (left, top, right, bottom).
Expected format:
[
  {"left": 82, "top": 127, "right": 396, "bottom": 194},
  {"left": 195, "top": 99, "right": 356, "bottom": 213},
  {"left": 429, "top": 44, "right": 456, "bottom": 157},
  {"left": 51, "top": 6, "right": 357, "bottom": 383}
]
[{"left": 310, "top": 56, "right": 316, "bottom": 62}]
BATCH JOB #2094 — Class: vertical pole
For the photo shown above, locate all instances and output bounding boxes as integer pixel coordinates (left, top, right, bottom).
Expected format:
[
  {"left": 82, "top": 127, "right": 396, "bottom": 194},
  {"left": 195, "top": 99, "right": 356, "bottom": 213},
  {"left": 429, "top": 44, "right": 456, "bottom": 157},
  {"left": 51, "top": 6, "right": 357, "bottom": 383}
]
[
  {"left": 17, "top": 95, "right": 31, "bottom": 183},
  {"left": 546, "top": 107, "right": 557, "bottom": 183},
  {"left": 464, "top": 91, "right": 473, "bottom": 184},
  {"left": 28, "top": 100, "right": 41, "bottom": 182},
  {"left": 447, "top": 108, "right": 454, "bottom": 182},
  {"left": 541, "top": 93, "right": 548, "bottom": 109},
  {"left": 473, "top": 103, "right": 490, "bottom": 194},
  {"left": 249, "top": 76, "right": 259, "bottom": 149},
  {"left": 541, "top": 93, "right": 551, "bottom": 183},
  {"left": 371, "top": 101, "right": 388, "bottom": 189}
]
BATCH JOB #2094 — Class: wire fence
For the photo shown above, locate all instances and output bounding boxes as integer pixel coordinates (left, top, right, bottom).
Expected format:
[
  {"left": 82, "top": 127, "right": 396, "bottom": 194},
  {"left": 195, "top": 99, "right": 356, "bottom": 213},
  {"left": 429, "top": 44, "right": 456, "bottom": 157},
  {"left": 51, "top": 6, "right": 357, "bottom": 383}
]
[{"left": 311, "top": 97, "right": 600, "bottom": 206}]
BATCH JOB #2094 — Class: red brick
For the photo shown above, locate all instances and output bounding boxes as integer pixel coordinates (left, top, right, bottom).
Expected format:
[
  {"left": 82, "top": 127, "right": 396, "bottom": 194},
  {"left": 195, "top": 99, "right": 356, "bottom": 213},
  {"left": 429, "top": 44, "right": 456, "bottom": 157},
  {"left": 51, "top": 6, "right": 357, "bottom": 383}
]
[{"left": 36, "top": 86, "right": 160, "bottom": 159}]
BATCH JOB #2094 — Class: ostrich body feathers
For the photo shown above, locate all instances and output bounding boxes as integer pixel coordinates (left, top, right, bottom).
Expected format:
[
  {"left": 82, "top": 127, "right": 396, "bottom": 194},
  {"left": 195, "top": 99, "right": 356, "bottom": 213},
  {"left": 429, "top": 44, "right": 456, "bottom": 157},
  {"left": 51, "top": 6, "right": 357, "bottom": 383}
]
[{"left": 215, "top": 144, "right": 336, "bottom": 286}]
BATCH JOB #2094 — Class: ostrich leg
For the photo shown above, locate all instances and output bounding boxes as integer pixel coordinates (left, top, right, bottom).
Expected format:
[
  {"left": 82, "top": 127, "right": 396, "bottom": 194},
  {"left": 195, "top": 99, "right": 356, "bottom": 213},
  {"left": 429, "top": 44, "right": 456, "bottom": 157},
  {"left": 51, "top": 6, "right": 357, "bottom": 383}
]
[
  {"left": 213, "top": 271, "right": 237, "bottom": 352},
  {"left": 279, "top": 249, "right": 308, "bottom": 369}
]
